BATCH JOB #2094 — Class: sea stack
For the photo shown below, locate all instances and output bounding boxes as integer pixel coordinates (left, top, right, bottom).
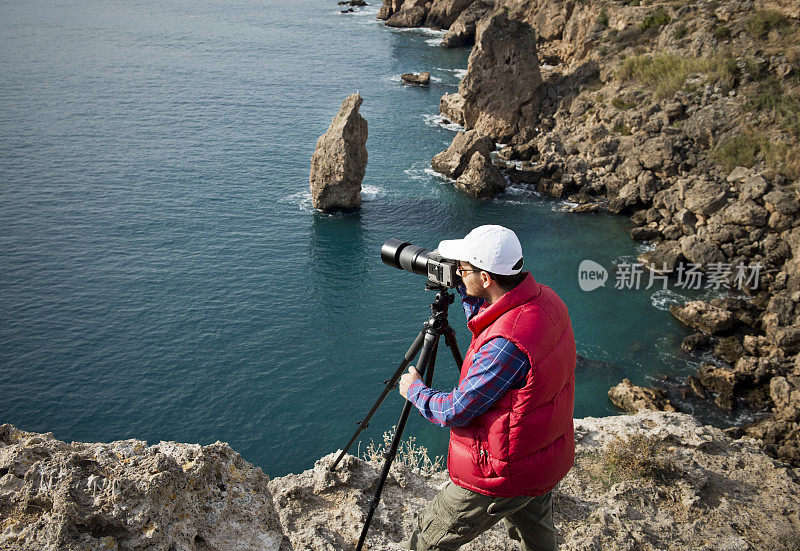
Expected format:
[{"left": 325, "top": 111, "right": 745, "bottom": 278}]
[{"left": 309, "top": 93, "right": 368, "bottom": 211}]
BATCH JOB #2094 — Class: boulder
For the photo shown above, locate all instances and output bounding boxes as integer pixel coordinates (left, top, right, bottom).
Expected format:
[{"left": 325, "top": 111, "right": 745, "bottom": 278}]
[
  {"left": 608, "top": 378, "right": 678, "bottom": 413},
  {"left": 639, "top": 241, "right": 685, "bottom": 272},
  {"left": 682, "top": 332, "right": 712, "bottom": 352},
  {"left": 770, "top": 376, "right": 800, "bottom": 422},
  {"left": 697, "top": 362, "right": 741, "bottom": 410},
  {"left": 431, "top": 129, "right": 493, "bottom": 179},
  {"left": 683, "top": 179, "right": 728, "bottom": 216},
  {"left": 459, "top": 11, "right": 542, "bottom": 141},
  {"left": 309, "top": 93, "right": 368, "bottom": 211},
  {"left": 386, "top": 0, "right": 430, "bottom": 27},
  {"left": 425, "top": 0, "right": 475, "bottom": 29},
  {"left": 727, "top": 167, "right": 770, "bottom": 201},
  {"left": 454, "top": 151, "right": 506, "bottom": 198},
  {"left": 639, "top": 136, "right": 676, "bottom": 172},
  {"left": 679, "top": 235, "right": 726, "bottom": 269},
  {"left": 401, "top": 72, "right": 431, "bottom": 85},
  {"left": 721, "top": 200, "right": 770, "bottom": 227},
  {"left": 440, "top": 92, "right": 466, "bottom": 126},
  {"left": 442, "top": 0, "right": 494, "bottom": 47},
  {"left": 766, "top": 325, "right": 800, "bottom": 353},
  {"left": 670, "top": 300, "right": 737, "bottom": 334}
]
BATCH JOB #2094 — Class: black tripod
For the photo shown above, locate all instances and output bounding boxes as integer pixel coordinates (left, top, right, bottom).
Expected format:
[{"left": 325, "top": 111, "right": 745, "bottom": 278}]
[{"left": 330, "top": 283, "right": 464, "bottom": 551}]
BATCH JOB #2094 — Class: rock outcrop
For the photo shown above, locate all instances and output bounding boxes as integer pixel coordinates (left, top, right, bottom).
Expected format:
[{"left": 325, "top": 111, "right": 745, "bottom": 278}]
[
  {"left": 386, "top": 0, "right": 430, "bottom": 27},
  {"left": 441, "top": 1, "right": 494, "bottom": 46},
  {"left": 309, "top": 93, "right": 368, "bottom": 211},
  {"left": 425, "top": 0, "right": 476, "bottom": 29},
  {"left": 431, "top": 129, "right": 493, "bottom": 179},
  {"left": 458, "top": 10, "right": 543, "bottom": 142},
  {"left": 401, "top": 72, "right": 431, "bottom": 85},
  {"left": 0, "top": 424, "right": 289, "bottom": 551},
  {"left": 454, "top": 150, "right": 506, "bottom": 198},
  {"left": 608, "top": 378, "right": 678, "bottom": 413},
  {"left": 5, "top": 414, "right": 800, "bottom": 550},
  {"left": 369, "top": 0, "right": 800, "bottom": 465}
]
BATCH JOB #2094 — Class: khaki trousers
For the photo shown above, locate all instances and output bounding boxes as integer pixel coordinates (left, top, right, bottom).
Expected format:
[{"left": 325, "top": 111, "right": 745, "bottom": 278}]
[{"left": 403, "top": 481, "right": 558, "bottom": 551}]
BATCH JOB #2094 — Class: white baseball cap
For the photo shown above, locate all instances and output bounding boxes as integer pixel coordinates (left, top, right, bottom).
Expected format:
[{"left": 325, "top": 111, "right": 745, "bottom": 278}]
[{"left": 437, "top": 225, "right": 524, "bottom": 275}]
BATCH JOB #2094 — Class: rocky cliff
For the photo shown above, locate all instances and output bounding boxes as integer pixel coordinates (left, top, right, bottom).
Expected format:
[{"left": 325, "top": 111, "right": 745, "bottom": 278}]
[
  {"left": 369, "top": 0, "right": 800, "bottom": 468},
  {"left": 309, "top": 93, "right": 368, "bottom": 211},
  {"left": 3, "top": 413, "right": 799, "bottom": 549}
]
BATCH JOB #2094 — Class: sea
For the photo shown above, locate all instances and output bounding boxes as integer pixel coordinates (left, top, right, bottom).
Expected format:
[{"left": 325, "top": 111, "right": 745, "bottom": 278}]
[{"left": 0, "top": 0, "right": 749, "bottom": 477}]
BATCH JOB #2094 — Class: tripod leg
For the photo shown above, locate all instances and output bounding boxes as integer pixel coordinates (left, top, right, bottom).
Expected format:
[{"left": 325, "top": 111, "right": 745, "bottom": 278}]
[
  {"left": 356, "top": 328, "right": 439, "bottom": 551},
  {"left": 424, "top": 337, "right": 439, "bottom": 387},
  {"left": 443, "top": 325, "right": 464, "bottom": 370},
  {"left": 331, "top": 327, "right": 427, "bottom": 471}
]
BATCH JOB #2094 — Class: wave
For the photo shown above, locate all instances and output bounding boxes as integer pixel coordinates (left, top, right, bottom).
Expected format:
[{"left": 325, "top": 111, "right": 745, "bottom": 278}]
[
  {"left": 390, "top": 26, "right": 447, "bottom": 37},
  {"left": 280, "top": 190, "right": 315, "bottom": 213},
  {"left": 360, "top": 185, "right": 384, "bottom": 201},
  {"left": 650, "top": 289, "right": 689, "bottom": 311},
  {"left": 422, "top": 113, "right": 464, "bottom": 132}
]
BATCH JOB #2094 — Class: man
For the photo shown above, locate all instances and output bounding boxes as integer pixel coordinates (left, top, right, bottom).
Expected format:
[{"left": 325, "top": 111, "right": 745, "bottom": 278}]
[{"left": 398, "top": 225, "right": 576, "bottom": 551}]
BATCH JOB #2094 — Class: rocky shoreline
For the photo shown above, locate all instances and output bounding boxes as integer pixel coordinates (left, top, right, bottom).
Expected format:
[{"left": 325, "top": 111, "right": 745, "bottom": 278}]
[
  {"left": 357, "top": 0, "right": 800, "bottom": 466},
  {"left": 3, "top": 414, "right": 799, "bottom": 549}
]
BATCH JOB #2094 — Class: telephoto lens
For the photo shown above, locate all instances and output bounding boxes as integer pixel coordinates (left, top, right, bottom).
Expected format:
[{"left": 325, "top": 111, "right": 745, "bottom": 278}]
[{"left": 380, "top": 238, "right": 460, "bottom": 288}]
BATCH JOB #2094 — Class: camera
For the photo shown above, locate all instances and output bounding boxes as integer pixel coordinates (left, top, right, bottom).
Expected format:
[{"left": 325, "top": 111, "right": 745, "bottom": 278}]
[{"left": 380, "top": 238, "right": 460, "bottom": 288}]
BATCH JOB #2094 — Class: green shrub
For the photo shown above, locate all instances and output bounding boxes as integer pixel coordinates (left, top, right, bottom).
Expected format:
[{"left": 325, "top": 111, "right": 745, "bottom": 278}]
[
  {"left": 628, "top": 0, "right": 641, "bottom": 6},
  {"left": 640, "top": 8, "right": 671, "bottom": 32},
  {"left": 582, "top": 434, "right": 678, "bottom": 488},
  {"left": 745, "top": 9, "right": 787, "bottom": 39},
  {"left": 714, "top": 25, "right": 731, "bottom": 40},
  {"left": 613, "top": 124, "right": 632, "bottom": 135},
  {"left": 712, "top": 129, "right": 800, "bottom": 180},
  {"left": 617, "top": 52, "right": 737, "bottom": 98},
  {"left": 673, "top": 23, "right": 688, "bottom": 39},
  {"left": 599, "top": 7, "right": 609, "bottom": 28},
  {"left": 612, "top": 97, "right": 636, "bottom": 110}
]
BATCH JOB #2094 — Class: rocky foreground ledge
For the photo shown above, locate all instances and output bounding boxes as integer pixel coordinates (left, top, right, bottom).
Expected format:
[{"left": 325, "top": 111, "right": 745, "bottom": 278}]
[{"left": 3, "top": 413, "right": 799, "bottom": 550}]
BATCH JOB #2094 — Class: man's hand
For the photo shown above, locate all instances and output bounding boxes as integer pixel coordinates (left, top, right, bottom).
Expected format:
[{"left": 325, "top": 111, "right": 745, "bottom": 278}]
[{"left": 399, "top": 366, "right": 422, "bottom": 400}]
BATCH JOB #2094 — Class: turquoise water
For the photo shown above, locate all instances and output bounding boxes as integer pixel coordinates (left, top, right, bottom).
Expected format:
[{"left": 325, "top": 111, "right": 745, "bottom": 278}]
[{"left": 1, "top": 0, "right": 734, "bottom": 476}]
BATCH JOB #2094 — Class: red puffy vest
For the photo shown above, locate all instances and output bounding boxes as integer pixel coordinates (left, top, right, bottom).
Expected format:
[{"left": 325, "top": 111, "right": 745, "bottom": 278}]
[{"left": 448, "top": 272, "right": 576, "bottom": 497}]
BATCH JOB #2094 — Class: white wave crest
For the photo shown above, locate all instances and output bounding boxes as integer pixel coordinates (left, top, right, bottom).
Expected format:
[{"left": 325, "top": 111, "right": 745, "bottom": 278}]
[
  {"left": 280, "top": 190, "right": 315, "bottom": 212},
  {"left": 422, "top": 113, "right": 465, "bottom": 132},
  {"left": 650, "top": 289, "right": 689, "bottom": 311},
  {"left": 360, "top": 185, "right": 384, "bottom": 201}
]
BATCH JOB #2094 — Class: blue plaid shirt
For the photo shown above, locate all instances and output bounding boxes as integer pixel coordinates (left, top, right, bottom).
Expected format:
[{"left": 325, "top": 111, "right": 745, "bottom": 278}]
[{"left": 406, "top": 284, "right": 530, "bottom": 427}]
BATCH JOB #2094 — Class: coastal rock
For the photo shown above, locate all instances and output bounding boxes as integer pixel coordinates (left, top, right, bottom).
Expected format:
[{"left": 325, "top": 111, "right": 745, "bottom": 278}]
[
  {"left": 0, "top": 425, "right": 289, "bottom": 551},
  {"left": 309, "top": 93, "right": 368, "bottom": 211},
  {"left": 670, "top": 300, "right": 737, "bottom": 334},
  {"left": 272, "top": 411, "right": 800, "bottom": 550},
  {"left": 698, "top": 362, "right": 742, "bottom": 410},
  {"left": 425, "top": 0, "right": 475, "bottom": 29},
  {"left": 608, "top": 378, "right": 678, "bottom": 413},
  {"left": 401, "top": 71, "right": 431, "bottom": 85},
  {"left": 721, "top": 199, "right": 770, "bottom": 227},
  {"left": 679, "top": 235, "right": 726, "bottom": 269},
  {"left": 377, "top": 0, "right": 398, "bottom": 20},
  {"left": 683, "top": 179, "right": 728, "bottom": 216},
  {"left": 441, "top": 0, "right": 494, "bottom": 46},
  {"left": 459, "top": 10, "right": 542, "bottom": 141},
  {"left": 454, "top": 151, "right": 506, "bottom": 197},
  {"left": 440, "top": 92, "right": 466, "bottom": 126},
  {"left": 386, "top": 0, "right": 430, "bottom": 27},
  {"left": 639, "top": 240, "right": 685, "bottom": 272},
  {"left": 6, "top": 413, "right": 800, "bottom": 550},
  {"left": 431, "top": 129, "right": 493, "bottom": 179}
]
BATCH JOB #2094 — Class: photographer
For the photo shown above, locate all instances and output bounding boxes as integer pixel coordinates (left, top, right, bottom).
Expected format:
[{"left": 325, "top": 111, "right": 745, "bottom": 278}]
[{"left": 398, "top": 225, "right": 576, "bottom": 551}]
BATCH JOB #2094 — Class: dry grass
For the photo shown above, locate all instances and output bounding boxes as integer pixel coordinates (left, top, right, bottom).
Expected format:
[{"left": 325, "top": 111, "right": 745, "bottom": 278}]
[
  {"left": 617, "top": 52, "right": 737, "bottom": 98},
  {"left": 581, "top": 434, "right": 679, "bottom": 488},
  {"left": 361, "top": 427, "right": 444, "bottom": 476}
]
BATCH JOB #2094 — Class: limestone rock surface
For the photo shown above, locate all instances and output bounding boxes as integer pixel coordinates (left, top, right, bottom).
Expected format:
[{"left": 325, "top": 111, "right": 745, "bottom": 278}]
[{"left": 309, "top": 93, "right": 368, "bottom": 211}]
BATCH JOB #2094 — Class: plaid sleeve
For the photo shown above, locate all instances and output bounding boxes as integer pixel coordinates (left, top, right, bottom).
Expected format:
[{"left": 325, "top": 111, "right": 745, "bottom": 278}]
[
  {"left": 407, "top": 337, "right": 529, "bottom": 427},
  {"left": 455, "top": 283, "right": 485, "bottom": 320}
]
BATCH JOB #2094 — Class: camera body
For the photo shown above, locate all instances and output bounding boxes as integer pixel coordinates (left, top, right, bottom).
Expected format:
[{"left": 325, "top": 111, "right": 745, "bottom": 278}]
[{"left": 381, "top": 238, "right": 460, "bottom": 288}]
